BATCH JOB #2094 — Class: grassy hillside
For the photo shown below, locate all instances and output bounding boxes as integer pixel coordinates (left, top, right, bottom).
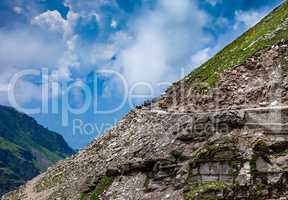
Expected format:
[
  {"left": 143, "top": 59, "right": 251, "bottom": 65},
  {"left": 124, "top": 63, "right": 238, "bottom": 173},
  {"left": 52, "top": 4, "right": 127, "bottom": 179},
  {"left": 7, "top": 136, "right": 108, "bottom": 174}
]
[
  {"left": 185, "top": 0, "right": 288, "bottom": 86},
  {"left": 0, "top": 105, "right": 74, "bottom": 195}
]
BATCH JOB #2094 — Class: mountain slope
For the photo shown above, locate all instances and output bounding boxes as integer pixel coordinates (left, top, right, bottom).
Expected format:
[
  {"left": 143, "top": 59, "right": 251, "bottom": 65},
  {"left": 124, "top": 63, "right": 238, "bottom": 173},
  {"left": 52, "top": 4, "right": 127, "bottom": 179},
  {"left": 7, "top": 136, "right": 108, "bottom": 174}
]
[
  {"left": 3, "top": 1, "right": 288, "bottom": 200},
  {"left": 186, "top": 0, "right": 288, "bottom": 86},
  {"left": 160, "top": 0, "right": 288, "bottom": 112},
  {"left": 0, "top": 105, "right": 74, "bottom": 195}
]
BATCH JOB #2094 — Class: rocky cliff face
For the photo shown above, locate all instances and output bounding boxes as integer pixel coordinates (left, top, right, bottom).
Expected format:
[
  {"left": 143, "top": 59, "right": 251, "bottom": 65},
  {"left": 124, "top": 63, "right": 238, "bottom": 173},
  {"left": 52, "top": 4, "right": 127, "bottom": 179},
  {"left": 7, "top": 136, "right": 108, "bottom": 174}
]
[
  {"left": 3, "top": 2, "right": 288, "bottom": 200},
  {"left": 4, "top": 107, "right": 288, "bottom": 200}
]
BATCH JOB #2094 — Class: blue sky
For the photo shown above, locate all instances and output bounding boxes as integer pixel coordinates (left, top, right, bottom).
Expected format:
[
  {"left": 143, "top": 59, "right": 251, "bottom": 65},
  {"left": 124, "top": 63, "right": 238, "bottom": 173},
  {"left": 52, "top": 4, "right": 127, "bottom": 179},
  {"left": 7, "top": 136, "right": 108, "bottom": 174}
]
[{"left": 0, "top": 0, "right": 283, "bottom": 149}]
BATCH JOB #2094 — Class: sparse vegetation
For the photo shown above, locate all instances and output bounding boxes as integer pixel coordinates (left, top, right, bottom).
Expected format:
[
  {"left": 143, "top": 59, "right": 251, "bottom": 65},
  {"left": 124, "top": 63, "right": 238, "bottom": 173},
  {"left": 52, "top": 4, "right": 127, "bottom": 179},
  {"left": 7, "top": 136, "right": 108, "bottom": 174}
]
[
  {"left": 185, "top": 181, "right": 229, "bottom": 200},
  {"left": 185, "top": 1, "right": 288, "bottom": 86},
  {"left": 252, "top": 139, "right": 288, "bottom": 156},
  {"left": 190, "top": 139, "right": 239, "bottom": 164},
  {"left": 80, "top": 176, "right": 114, "bottom": 200},
  {"left": 253, "top": 139, "right": 270, "bottom": 153},
  {"left": 35, "top": 173, "right": 64, "bottom": 192},
  {"left": 269, "top": 141, "right": 288, "bottom": 156}
]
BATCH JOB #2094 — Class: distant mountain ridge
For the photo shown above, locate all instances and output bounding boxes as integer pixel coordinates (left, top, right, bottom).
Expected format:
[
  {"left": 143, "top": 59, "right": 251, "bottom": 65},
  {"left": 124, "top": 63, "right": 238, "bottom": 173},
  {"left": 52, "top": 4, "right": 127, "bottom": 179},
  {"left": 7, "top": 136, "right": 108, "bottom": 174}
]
[{"left": 0, "top": 105, "right": 74, "bottom": 195}]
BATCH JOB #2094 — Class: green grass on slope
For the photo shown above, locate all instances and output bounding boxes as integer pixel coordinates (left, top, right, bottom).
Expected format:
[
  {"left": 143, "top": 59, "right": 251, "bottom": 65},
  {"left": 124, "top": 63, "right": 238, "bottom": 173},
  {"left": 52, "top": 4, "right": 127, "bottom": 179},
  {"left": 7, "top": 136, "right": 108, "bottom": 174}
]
[
  {"left": 80, "top": 176, "right": 114, "bottom": 200},
  {"left": 14, "top": 132, "right": 65, "bottom": 171},
  {"left": 0, "top": 137, "right": 23, "bottom": 159},
  {"left": 185, "top": 1, "right": 288, "bottom": 86}
]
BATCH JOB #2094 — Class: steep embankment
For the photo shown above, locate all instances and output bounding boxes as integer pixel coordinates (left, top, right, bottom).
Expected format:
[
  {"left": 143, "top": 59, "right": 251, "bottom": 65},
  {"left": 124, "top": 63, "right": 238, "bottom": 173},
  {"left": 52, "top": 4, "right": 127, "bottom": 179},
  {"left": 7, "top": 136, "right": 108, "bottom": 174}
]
[
  {"left": 3, "top": 1, "right": 288, "bottom": 200},
  {"left": 0, "top": 106, "right": 74, "bottom": 196},
  {"left": 160, "top": 0, "right": 288, "bottom": 112}
]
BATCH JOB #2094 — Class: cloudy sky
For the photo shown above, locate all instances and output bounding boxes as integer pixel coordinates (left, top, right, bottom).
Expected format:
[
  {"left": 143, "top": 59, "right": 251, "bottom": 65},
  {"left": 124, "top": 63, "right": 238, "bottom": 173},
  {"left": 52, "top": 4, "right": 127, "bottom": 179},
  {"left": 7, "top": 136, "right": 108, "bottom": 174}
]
[{"left": 0, "top": 0, "right": 283, "bottom": 149}]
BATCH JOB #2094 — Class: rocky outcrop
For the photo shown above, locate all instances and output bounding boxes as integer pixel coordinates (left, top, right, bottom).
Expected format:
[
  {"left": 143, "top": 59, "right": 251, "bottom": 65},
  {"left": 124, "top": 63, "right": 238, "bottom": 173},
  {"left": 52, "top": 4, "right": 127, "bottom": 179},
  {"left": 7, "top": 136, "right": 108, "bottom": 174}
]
[
  {"left": 157, "top": 41, "right": 288, "bottom": 113},
  {"left": 3, "top": 107, "right": 288, "bottom": 200}
]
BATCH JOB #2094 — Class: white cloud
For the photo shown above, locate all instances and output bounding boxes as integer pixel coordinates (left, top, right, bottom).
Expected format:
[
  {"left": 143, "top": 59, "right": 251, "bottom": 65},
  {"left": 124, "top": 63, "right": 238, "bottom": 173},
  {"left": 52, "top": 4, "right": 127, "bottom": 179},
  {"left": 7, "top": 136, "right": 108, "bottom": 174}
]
[
  {"left": 32, "top": 10, "right": 81, "bottom": 80},
  {"left": 32, "top": 9, "right": 125, "bottom": 79},
  {"left": 111, "top": 19, "right": 118, "bottom": 28},
  {"left": 215, "top": 17, "right": 229, "bottom": 27},
  {"left": 0, "top": 10, "right": 80, "bottom": 106},
  {"left": 0, "top": 68, "right": 42, "bottom": 105},
  {"left": 189, "top": 48, "right": 212, "bottom": 69},
  {"left": 13, "top": 6, "right": 23, "bottom": 14},
  {"left": 159, "top": 0, "right": 191, "bottom": 21},
  {"left": 0, "top": 10, "right": 75, "bottom": 105},
  {"left": 0, "top": 29, "right": 64, "bottom": 69},
  {"left": 115, "top": 0, "right": 211, "bottom": 93},
  {"left": 32, "top": 10, "right": 66, "bottom": 33},
  {"left": 234, "top": 10, "right": 267, "bottom": 30},
  {"left": 10, "top": 80, "right": 42, "bottom": 104},
  {"left": 32, "top": 10, "right": 78, "bottom": 39},
  {"left": 64, "top": 0, "right": 116, "bottom": 14},
  {"left": 206, "top": 0, "right": 221, "bottom": 6}
]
